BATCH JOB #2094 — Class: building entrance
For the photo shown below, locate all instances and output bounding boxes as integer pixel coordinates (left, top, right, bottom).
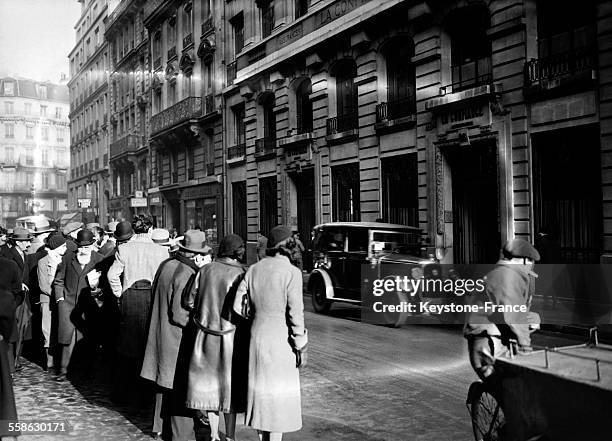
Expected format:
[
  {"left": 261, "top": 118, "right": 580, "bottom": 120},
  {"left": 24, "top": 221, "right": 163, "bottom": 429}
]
[
  {"left": 446, "top": 141, "right": 500, "bottom": 264},
  {"left": 289, "top": 168, "right": 315, "bottom": 269}
]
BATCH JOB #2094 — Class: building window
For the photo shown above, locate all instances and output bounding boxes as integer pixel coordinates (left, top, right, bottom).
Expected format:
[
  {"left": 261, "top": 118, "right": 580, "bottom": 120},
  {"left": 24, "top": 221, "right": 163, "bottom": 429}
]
[
  {"left": 295, "top": 79, "right": 312, "bottom": 133},
  {"left": 42, "top": 173, "right": 49, "bottom": 189},
  {"left": 382, "top": 38, "right": 416, "bottom": 119},
  {"left": 4, "top": 102, "right": 14, "bottom": 114},
  {"left": 26, "top": 172, "right": 34, "bottom": 186},
  {"left": 3, "top": 82, "right": 14, "bottom": 95},
  {"left": 5, "top": 146, "right": 14, "bottom": 163},
  {"left": 261, "top": 1, "right": 275, "bottom": 38},
  {"left": 168, "top": 82, "right": 177, "bottom": 106},
  {"left": 186, "top": 145, "right": 195, "bottom": 179},
  {"left": 295, "top": 0, "right": 309, "bottom": 19},
  {"left": 447, "top": 6, "right": 491, "bottom": 92},
  {"left": 56, "top": 149, "right": 65, "bottom": 166},
  {"left": 259, "top": 176, "right": 277, "bottom": 237},
  {"left": 42, "top": 149, "right": 49, "bottom": 166},
  {"left": 333, "top": 59, "right": 358, "bottom": 130},
  {"left": 4, "top": 124, "right": 14, "bottom": 138},
  {"left": 26, "top": 149, "right": 34, "bottom": 166},
  {"left": 58, "top": 173, "right": 66, "bottom": 189},
  {"left": 56, "top": 127, "right": 65, "bottom": 142},
  {"left": 205, "top": 130, "right": 214, "bottom": 174},
  {"left": 261, "top": 92, "right": 276, "bottom": 140},
  {"left": 24, "top": 103, "right": 32, "bottom": 115},
  {"left": 167, "top": 14, "right": 177, "bottom": 50},
  {"left": 232, "top": 181, "right": 247, "bottom": 241},
  {"left": 40, "top": 105, "right": 47, "bottom": 117},
  {"left": 231, "top": 12, "right": 244, "bottom": 57},
  {"left": 232, "top": 103, "right": 246, "bottom": 145},
  {"left": 537, "top": 0, "right": 595, "bottom": 59},
  {"left": 42, "top": 127, "right": 49, "bottom": 140},
  {"left": 26, "top": 126, "right": 34, "bottom": 139},
  {"left": 381, "top": 154, "right": 418, "bottom": 226},
  {"left": 182, "top": 2, "right": 193, "bottom": 40},
  {"left": 332, "top": 163, "right": 360, "bottom": 222},
  {"left": 55, "top": 107, "right": 62, "bottom": 118},
  {"left": 38, "top": 84, "right": 47, "bottom": 99}
]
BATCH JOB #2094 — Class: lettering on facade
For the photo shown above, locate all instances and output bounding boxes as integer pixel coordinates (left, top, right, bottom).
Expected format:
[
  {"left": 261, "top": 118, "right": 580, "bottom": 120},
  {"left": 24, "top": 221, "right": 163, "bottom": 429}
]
[
  {"left": 315, "top": 0, "right": 371, "bottom": 29},
  {"left": 439, "top": 105, "right": 484, "bottom": 126},
  {"left": 277, "top": 24, "right": 303, "bottom": 49}
]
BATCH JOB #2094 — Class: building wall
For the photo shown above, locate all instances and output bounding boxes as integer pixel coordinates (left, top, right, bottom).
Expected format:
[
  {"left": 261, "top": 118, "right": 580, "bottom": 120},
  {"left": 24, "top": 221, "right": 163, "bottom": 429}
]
[{"left": 0, "top": 78, "right": 70, "bottom": 226}]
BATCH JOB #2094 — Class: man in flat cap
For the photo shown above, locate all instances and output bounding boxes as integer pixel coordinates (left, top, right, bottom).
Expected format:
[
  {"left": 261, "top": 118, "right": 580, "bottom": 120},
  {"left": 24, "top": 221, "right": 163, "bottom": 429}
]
[{"left": 464, "top": 238, "right": 540, "bottom": 381}]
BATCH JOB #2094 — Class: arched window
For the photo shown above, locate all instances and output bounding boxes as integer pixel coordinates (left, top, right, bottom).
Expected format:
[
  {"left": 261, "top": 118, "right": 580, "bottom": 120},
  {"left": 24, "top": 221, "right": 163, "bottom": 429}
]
[
  {"left": 296, "top": 79, "right": 312, "bottom": 134},
  {"left": 447, "top": 6, "right": 491, "bottom": 92},
  {"left": 333, "top": 59, "right": 358, "bottom": 132},
  {"left": 261, "top": 92, "right": 276, "bottom": 140}
]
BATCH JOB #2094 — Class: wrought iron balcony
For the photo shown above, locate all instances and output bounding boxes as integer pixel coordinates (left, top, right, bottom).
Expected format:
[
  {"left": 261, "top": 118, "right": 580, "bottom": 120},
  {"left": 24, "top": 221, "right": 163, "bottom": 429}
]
[
  {"left": 201, "top": 17, "right": 214, "bottom": 36},
  {"left": 168, "top": 46, "right": 177, "bottom": 60},
  {"left": 151, "top": 97, "right": 202, "bottom": 135},
  {"left": 206, "top": 163, "right": 215, "bottom": 176},
  {"left": 255, "top": 137, "right": 276, "bottom": 160},
  {"left": 376, "top": 97, "right": 416, "bottom": 123},
  {"left": 154, "top": 57, "right": 162, "bottom": 70},
  {"left": 326, "top": 111, "right": 358, "bottom": 136},
  {"left": 450, "top": 57, "right": 492, "bottom": 93},
  {"left": 525, "top": 47, "right": 596, "bottom": 87},
  {"left": 296, "top": 119, "right": 313, "bottom": 135},
  {"left": 183, "top": 33, "right": 194, "bottom": 48},
  {"left": 110, "top": 134, "right": 140, "bottom": 159},
  {"left": 227, "top": 62, "right": 237, "bottom": 86},
  {"left": 227, "top": 143, "right": 246, "bottom": 160}
]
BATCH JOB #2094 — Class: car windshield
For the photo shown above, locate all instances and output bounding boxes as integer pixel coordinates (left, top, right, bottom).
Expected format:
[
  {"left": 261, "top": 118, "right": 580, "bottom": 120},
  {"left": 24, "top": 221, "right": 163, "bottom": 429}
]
[{"left": 372, "top": 230, "right": 421, "bottom": 256}]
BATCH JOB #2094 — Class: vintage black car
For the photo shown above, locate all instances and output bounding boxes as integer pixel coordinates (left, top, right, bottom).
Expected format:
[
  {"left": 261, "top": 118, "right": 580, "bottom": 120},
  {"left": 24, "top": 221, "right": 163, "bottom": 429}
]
[{"left": 307, "top": 222, "right": 442, "bottom": 325}]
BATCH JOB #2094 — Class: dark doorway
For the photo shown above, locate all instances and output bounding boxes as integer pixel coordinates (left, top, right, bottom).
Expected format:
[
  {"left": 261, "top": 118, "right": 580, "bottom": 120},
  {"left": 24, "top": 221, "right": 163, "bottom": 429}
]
[
  {"left": 532, "top": 125, "right": 602, "bottom": 263},
  {"left": 291, "top": 168, "right": 316, "bottom": 269},
  {"left": 259, "top": 176, "right": 277, "bottom": 238},
  {"left": 381, "top": 154, "right": 418, "bottom": 226},
  {"left": 232, "top": 181, "right": 247, "bottom": 241},
  {"left": 447, "top": 141, "right": 500, "bottom": 264}
]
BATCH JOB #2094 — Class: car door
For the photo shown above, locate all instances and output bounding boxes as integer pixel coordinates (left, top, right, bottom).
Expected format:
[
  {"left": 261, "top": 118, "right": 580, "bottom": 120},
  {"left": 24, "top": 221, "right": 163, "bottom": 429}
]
[{"left": 343, "top": 227, "right": 369, "bottom": 300}]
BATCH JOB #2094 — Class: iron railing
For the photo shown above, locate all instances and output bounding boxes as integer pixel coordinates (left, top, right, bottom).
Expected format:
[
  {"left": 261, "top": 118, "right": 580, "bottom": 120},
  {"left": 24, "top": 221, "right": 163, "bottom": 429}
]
[
  {"left": 450, "top": 57, "right": 492, "bottom": 93},
  {"left": 227, "top": 61, "right": 237, "bottom": 85},
  {"left": 183, "top": 33, "right": 193, "bottom": 48},
  {"left": 168, "top": 46, "right": 177, "bottom": 59},
  {"left": 110, "top": 134, "right": 140, "bottom": 159},
  {"left": 201, "top": 17, "right": 214, "bottom": 35},
  {"left": 204, "top": 94, "right": 214, "bottom": 114},
  {"left": 228, "top": 143, "right": 246, "bottom": 159},
  {"left": 255, "top": 137, "right": 276, "bottom": 158},
  {"left": 326, "top": 111, "right": 358, "bottom": 136},
  {"left": 525, "top": 48, "right": 596, "bottom": 86},
  {"left": 151, "top": 96, "right": 202, "bottom": 134},
  {"left": 376, "top": 97, "right": 416, "bottom": 122}
]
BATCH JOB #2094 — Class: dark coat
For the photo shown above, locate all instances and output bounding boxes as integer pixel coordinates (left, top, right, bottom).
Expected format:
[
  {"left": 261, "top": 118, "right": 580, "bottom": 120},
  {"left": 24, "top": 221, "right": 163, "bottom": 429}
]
[
  {"left": 141, "top": 255, "right": 197, "bottom": 390},
  {"left": 0, "top": 257, "right": 22, "bottom": 345},
  {"left": 0, "top": 244, "right": 31, "bottom": 286},
  {"left": 0, "top": 289, "right": 18, "bottom": 437},
  {"left": 53, "top": 251, "right": 104, "bottom": 345},
  {"left": 185, "top": 257, "right": 247, "bottom": 412}
]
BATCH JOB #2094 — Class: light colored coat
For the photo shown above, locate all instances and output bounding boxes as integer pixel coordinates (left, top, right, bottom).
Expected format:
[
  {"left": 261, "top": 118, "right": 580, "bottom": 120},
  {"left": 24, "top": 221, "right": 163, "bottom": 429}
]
[
  {"left": 141, "top": 255, "right": 197, "bottom": 389},
  {"left": 233, "top": 254, "right": 307, "bottom": 433}
]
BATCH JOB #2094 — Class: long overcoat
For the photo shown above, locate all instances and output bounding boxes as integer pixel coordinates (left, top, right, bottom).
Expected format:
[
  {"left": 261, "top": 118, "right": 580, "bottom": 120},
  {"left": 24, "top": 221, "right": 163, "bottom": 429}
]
[
  {"left": 233, "top": 254, "right": 307, "bottom": 433},
  {"left": 140, "top": 255, "right": 197, "bottom": 390},
  {"left": 53, "top": 251, "right": 104, "bottom": 345},
  {"left": 184, "top": 257, "right": 246, "bottom": 412},
  {"left": 0, "top": 288, "right": 18, "bottom": 437}
]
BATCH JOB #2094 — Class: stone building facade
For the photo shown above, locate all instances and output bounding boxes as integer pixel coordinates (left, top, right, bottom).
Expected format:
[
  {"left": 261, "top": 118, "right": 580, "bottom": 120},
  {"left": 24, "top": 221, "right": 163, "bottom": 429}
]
[
  {"left": 67, "top": 0, "right": 111, "bottom": 223},
  {"left": 144, "top": 0, "right": 223, "bottom": 244},
  {"left": 224, "top": 0, "right": 611, "bottom": 264},
  {"left": 105, "top": 0, "right": 151, "bottom": 220},
  {"left": 0, "top": 78, "right": 70, "bottom": 227}
]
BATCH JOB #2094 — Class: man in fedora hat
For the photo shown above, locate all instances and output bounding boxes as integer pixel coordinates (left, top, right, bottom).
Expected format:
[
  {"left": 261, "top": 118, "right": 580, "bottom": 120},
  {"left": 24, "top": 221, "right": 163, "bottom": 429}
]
[
  {"left": 52, "top": 229, "right": 104, "bottom": 380},
  {"left": 141, "top": 229, "right": 210, "bottom": 440},
  {"left": 108, "top": 215, "right": 168, "bottom": 404}
]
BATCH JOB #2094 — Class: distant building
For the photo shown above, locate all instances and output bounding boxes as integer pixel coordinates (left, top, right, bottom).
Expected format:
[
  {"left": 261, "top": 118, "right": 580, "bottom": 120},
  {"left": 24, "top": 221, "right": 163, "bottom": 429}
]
[
  {"left": 0, "top": 77, "right": 70, "bottom": 227},
  {"left": 67, "top": 0, "right": 111, "bottom": 223}
]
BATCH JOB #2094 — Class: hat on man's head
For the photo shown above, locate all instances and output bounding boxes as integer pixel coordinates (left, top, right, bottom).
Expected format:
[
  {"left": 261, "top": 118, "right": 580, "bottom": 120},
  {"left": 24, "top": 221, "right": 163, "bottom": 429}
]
[
  {"left": 114, "top": 221, "right": 134, "bottom": 242},
  {"left": 48, "top": 234, "right": 67, "bottom": 250},
  {"left": 75, "top": 229, "right": 96, "bottom": 247},
  {"left": 62, "top": 222, "right": 83, "bottom": 236},
  {"left": 151, "top": 228, "right": 171, "bottom": 246},
  {"left": 218, "top": 234, "right": 244, "bottom": 257},
  {"left": 178, "top": 230, "right": 211, "bottom": 254},
  {"left": 105, "top": 221, "right": 119, "bottom": 234},
  {"left": 33, "top": 219, "right": 55, "bottom": 235},
  {"left": 10, "top": 227, "right": 33, "bottom": 241},
  {"left": 86, "top": 222, "right": 101, "bottom": 230},
  {"left": 502, "top": 239, "right": 540, "bottom": 262},
  {"left": 267, "top": 225, "right": 292, "bottom": 248}
]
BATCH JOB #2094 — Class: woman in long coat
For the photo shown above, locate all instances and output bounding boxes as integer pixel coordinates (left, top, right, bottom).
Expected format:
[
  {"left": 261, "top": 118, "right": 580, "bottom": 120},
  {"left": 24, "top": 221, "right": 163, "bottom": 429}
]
[
  {"left": 233, "top": 226, "right": 308, "bottom": 441},
  {"left": 185, "top": 234, "right": 247, "bottom": 441}
]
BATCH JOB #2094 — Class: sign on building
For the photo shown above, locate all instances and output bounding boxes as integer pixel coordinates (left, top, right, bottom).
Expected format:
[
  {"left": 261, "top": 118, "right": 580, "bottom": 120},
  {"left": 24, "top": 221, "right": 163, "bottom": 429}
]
[
  {"left": 78, "top": 198, "right": 91, "bottom": 208},
  {"left": 131, "top": 197, "right": 147, "bottom": 207}
]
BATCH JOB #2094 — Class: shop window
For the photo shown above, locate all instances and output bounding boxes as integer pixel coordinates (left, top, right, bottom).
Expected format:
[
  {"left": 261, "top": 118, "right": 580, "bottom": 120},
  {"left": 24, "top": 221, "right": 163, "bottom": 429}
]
[
  {"left": 447, "top": 6, "right": 491, "bottom": 92},
  {"left": 332, "top": 163, "right": 360, "bottom": 222}
]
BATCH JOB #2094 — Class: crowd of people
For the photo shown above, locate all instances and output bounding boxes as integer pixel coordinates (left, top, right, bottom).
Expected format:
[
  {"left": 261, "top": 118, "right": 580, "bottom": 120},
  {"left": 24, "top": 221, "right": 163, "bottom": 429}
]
[{"left": 0, "top": 215, "right": 308, "bottom": 441}]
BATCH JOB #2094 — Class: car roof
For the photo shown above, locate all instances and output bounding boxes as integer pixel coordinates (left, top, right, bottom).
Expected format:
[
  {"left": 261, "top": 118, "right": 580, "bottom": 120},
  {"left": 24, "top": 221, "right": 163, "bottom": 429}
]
[{"left": 313, "top": 222, "right": 421, "bottom": 231}]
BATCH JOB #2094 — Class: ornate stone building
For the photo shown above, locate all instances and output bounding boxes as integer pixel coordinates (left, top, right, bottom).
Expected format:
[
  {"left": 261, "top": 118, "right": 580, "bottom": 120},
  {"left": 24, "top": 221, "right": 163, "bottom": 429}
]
[
  {"left": 67, "top": 0, "right": 111, "bottom": 223},
  {"left": 223, "top": 0, "right": 611, "bottom": 265},
  {"left": 0, "top": 78, "right": 70, "bottom": 227},
  {"left": 144, "top": 0, "right": 223, "bottom": 244},
  {"left": 105, "top": 0, "right": 151, "bottom": 220}
]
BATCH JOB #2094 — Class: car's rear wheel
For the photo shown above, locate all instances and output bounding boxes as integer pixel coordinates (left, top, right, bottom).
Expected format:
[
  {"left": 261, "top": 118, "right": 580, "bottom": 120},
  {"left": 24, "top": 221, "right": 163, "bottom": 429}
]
[{"left": 311, "top": 275, "right": 332, "bottom": 313}]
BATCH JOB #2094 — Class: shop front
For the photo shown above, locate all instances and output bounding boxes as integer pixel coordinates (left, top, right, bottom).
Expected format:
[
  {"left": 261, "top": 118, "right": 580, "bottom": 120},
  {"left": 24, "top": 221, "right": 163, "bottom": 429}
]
[{"left": 181, "top": 182, "right": 221, "bottom": 247}]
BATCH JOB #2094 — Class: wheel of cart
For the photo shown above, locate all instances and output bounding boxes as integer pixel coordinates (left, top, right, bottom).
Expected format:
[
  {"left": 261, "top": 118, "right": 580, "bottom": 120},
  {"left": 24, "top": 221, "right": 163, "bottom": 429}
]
[{"left": 467, "top": 379, "right": 505, "bottom": 441}]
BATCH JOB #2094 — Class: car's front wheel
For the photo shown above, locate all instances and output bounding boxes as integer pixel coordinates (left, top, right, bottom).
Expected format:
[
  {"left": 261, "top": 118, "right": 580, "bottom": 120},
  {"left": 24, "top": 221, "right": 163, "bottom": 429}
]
[{"left": 310, "top": 275, "right": 332, "bottom": 313}]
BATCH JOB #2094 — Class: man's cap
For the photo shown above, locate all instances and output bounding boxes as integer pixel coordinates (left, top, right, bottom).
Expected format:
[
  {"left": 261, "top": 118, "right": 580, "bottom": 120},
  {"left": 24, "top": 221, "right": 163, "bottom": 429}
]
[
  {"left": 268, "top": 225, "right": 292, "bottom": 248},
  {"left": 75, "top": 229, "right": 96, "bottom": 247},
  {"left": 62, "top": 222, "right": 83, "bottom": 236},
  {"left": 114, "top": 221, "right": 134, "bottom": 242},
  {"left": 151, "top": 228, "right": 171, "bottom": 246},
  {"left": 48, "top": 234, "right": 67, "bottom": 250},
  {"left": 178, "top": 230, "right": 211, "bottom": 254},
  {"left": 10, "top": 227, "right": 33, "bottom": 241},
  {"left": 218, "top": 234, "right": 244, "bottom": 257},
  {"left": 502, "top": 239, "right": 540, "bottom": 261}
]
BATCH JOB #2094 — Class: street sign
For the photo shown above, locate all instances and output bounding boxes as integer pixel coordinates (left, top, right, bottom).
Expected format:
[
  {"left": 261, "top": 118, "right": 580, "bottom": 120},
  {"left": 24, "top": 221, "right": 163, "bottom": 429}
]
[
  {"left": 131, "top": 197, "right": 147, "bottom": 207},
  {"left": 78, "top": 199, "right": 91, "bottom": 208}
]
